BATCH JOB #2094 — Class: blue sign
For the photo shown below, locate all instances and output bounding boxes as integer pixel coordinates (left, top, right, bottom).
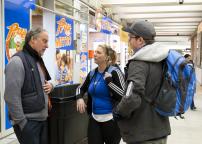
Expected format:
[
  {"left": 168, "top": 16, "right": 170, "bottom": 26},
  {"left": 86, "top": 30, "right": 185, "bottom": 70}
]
[
  {"left": 55, "top": 15, "right": 74, "bottom": 50},
  {"left": 5, "top": 0, "right": 36, "bottom": 10},
  {"left": 80, "top": 52, "right": 88, "bottom": 82},
  {"left": 100, "top": 17, "right": 112, "bottom": 34},
  {"left": 4, "top": 0, "right": 31, "bottom": 129}
]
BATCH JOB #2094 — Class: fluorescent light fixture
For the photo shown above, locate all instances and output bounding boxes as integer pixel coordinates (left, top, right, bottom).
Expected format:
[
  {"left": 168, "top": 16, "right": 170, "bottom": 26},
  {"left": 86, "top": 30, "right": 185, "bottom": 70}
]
[{"left": 179, "top": 0, "right": 184, "bottom": 4}]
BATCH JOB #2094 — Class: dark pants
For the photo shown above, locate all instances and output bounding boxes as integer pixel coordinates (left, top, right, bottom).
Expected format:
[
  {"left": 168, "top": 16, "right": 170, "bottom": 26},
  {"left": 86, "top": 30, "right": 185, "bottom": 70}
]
[
  {"left": 128, "top": 137, "right": 167, "bottom": 144},
  {"left": 88, "top": 116, "right": 121, "bottom": 144},
  {"left": 190, "top": 99, "right": 196, "bottom": 109},
  {"left": 13, "top": 120, "right": 48, "bottom": 144}
]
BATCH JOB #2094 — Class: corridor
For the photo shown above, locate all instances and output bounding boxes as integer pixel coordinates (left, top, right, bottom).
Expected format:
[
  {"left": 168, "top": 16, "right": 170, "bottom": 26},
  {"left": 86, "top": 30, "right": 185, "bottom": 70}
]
[{"left": 1, "top": 85, "right": 202, "bottom": 144}]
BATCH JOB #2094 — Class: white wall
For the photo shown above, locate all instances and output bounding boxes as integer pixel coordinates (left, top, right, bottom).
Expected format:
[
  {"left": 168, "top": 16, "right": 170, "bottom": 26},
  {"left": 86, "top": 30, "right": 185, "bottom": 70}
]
[
  {"left": 43, "top": 0, "right": 56, "bottom": 82},
  {"left": 195, "top": 67, "right": 202, "bottom": 85},
  {"left": 43, "top": 12, "right": 56, "bottom": 81},
  {"left": 72, "top": 0, "right": 81, "bottom": 83},
  {"left": 120, "top": 42, "right": 127, "bottom": 72}
]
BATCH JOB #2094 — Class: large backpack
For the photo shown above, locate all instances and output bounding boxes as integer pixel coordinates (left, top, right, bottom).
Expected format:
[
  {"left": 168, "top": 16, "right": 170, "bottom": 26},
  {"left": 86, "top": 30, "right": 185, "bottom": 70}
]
[{"left": 154, "top": 50, "right": 196, "bottom": 117}]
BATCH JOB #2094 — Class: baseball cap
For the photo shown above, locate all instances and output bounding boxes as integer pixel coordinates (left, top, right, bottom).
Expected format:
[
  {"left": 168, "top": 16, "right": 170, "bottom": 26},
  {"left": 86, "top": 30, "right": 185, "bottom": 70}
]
[{"left": 123, "top": 20, "right": 156, "bottom": 40}]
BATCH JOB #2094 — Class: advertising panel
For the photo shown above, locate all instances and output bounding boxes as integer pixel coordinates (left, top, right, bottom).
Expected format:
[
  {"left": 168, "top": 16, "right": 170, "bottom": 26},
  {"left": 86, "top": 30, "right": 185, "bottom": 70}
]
[
  {"left": 100, "top": 17, "right": 112, "bottom": 34},
  {"left": 80, "top": 52, "right": 88, "bottom": 82},
  {"left": 55, "top": 15, "right": 74, "bottom": 85},
  {"left": 4, "top": 0, "right": 31, "bottom": 129},
  {"left": 95, "top": 9, "right": 112, "bottom": 34}
]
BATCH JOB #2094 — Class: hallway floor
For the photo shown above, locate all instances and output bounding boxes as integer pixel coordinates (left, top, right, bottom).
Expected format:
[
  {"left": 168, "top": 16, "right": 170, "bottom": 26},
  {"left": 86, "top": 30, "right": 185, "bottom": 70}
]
[{"left": 1, "top": 85, "right": 202, "bottom": 144}]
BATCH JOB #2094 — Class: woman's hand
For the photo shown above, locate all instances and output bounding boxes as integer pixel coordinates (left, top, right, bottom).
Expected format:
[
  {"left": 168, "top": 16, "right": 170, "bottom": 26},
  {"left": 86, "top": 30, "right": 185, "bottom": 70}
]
[{"left": 76, "top": 98, "right": 87, "bottom": 114}]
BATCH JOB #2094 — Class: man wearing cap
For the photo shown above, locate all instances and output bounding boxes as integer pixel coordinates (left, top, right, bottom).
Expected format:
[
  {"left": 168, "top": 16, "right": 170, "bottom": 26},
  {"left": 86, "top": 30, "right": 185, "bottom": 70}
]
[{"left": 113, "top": 20, "right": 171, "bottom": 144}]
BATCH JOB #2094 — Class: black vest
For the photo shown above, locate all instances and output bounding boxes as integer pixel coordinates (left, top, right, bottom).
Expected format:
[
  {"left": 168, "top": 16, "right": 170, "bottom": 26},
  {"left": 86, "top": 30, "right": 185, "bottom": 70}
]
[{"left": 14, "top": 51, "right": 45, "bottom": 114}]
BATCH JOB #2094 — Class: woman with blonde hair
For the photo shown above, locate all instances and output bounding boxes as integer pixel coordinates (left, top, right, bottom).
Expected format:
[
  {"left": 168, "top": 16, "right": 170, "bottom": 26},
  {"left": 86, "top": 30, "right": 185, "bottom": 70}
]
[
  {"left": 108, "top": 47, "right": 123, "bottom": 74},
  {"left": 76, "top": 44, "right": 125, "bottom": 144}
]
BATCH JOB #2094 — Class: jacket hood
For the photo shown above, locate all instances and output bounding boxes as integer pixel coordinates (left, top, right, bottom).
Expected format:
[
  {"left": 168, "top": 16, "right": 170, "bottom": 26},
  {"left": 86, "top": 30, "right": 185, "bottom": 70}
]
[{"left": 129, "top": 42, "right": 170, "bottom": 62}]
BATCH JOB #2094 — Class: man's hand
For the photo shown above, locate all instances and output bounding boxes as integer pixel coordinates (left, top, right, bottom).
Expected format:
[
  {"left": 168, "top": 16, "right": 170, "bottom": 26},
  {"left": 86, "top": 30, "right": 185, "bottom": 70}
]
[
  {"left": 113, "top": 108, "right": 124, "bottom": 121},
  {"left": 43, "top": 80, "right": 53, "bottom": 94}
]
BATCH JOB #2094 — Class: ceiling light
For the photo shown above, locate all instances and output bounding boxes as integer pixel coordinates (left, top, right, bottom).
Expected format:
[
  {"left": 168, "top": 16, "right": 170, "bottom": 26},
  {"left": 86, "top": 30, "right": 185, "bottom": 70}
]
[{"left": 179, "top": 0, "right": 184, "bottom": 4}]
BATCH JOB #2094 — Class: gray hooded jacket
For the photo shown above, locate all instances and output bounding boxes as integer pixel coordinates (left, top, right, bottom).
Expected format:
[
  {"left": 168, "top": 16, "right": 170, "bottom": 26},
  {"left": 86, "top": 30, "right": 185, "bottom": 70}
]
[{"left": 116, "top": 43, "right": 171, "bottom": 143}]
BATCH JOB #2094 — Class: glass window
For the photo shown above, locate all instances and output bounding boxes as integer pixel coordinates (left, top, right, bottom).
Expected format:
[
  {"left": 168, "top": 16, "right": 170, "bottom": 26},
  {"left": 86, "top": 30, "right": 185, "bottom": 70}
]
[
  {"left": 55, "top": 0, "right": 74, "bottom": 16},
  {"left": 80, "top": 3, "right": 88, "bottom": 22}
]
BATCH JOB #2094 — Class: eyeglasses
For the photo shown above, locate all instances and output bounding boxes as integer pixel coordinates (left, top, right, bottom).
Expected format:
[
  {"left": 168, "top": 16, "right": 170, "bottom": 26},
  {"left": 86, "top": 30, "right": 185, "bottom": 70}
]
[{"left": 129, "top": 35, "right": 140, "bottom": 40}]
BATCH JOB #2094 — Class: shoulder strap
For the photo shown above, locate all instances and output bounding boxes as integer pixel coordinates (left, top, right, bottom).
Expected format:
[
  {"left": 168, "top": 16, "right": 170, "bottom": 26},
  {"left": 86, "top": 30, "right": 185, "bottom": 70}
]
[
  {"left": 107, "top": 65, "right": 117, "bottom": 74},
  {"left": 90, "top": 66, "right": 117, "bottom": 81},
  {"left": 143, "top": 61, "right": 165, "bottom": 105},
  {"left": 89, "top": 67, "right": 98, "bottom": 81},
  {"left": 142, "top": 62, "right": 155, "bottom": 104}
]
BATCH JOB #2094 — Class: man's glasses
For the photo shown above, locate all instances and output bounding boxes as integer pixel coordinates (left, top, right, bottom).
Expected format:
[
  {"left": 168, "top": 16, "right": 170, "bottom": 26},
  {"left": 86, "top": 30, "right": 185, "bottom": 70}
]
[{"left": 129, "top": 35, "right": 140, "bottom": 39}]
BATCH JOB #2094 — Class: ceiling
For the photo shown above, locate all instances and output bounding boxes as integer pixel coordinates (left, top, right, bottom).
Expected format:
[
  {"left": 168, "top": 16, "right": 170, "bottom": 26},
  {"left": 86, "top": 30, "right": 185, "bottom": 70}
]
[{"left": 100, "top": 0, "right": 202, "bottom": 43}]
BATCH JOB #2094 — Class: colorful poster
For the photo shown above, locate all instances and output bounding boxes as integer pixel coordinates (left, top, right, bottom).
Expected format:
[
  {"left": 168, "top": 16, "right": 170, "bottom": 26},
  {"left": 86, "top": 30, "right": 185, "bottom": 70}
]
[
  {"left": 5, "top": 23, "right": 27, "bottom": 62},
  {"left": 55, "top": 49, "right": 74, "bottom": 85},
  {"left": 4, "top": 0, "right": 32, "bottom": 129},
  {"left": 95, "top": 14, "right": 112, "bottom": 34},
  {"left": 80, "top": 52, "right": 88, "bottom": 82},
  {"left": 55, "top": 15, "right": 74, "bottom": 85},
  {"left": 55, "top": 15, "right": 74, "bottom": 50},
  {"left": 100, "top": 17, "right": 112, "bottom": 34}
]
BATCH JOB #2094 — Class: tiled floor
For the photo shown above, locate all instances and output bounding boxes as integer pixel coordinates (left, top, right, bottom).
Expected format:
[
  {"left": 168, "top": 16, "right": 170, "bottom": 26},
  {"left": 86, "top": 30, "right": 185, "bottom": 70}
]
[
  {"left": 167, "top": 84, "right": 202, "bottom": 144},
  {"left": 1, "top": 85, "right": 202, "bottom": 144},
  {"left": 0, "top": 133, "right": 18, "bottom": 144}
]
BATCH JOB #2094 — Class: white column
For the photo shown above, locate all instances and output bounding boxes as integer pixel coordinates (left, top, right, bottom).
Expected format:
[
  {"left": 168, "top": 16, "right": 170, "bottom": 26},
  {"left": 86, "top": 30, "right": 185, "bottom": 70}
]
[
  {"left": 73, "top": 0, "right": 81, "bottom": 83},
  {"left": 42, "top": 0, "right": 56, "bottom": 81}
]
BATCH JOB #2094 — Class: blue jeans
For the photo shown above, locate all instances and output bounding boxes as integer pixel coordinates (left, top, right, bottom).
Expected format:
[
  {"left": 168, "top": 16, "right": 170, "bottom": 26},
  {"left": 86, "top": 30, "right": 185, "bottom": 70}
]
[{"left": 13, "top": 120, "right": 48, "bottom": 144}]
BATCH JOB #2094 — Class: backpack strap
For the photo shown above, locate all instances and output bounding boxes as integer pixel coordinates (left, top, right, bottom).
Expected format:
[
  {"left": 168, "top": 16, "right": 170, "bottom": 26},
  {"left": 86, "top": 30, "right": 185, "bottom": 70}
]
[
  {"left": 89, "top": 67, "right": 98, "bottom": 82},
  {"left": 154, "top": 60, "right": 168, "bottom": 104},
  {"left": 90, "top": 65, "right": 117, "bottom": 82},
  {"left": 178, "top": 62, "right": 186, "bottom": 113},
  {"left": 107, "top": 65, "right": 117, "bottom": 74},
  {"left": 141, "top": 62, "right": 157, "bottom": 105},
  {"left": 178, "top": 60, "right": 193, "bottom": 114},
  {"left": 143, "top": 61, "right": 167, "bottom": 106}
]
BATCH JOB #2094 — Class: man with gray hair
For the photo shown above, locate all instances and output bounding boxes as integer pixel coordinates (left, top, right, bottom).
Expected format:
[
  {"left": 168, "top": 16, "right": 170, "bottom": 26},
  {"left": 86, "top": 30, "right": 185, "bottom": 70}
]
[
  {"left": 113, "top": 20, "right": 171, "bottom": 144},
  {"left": 4, "top": 27, "right": 53, "bottom": 144}
]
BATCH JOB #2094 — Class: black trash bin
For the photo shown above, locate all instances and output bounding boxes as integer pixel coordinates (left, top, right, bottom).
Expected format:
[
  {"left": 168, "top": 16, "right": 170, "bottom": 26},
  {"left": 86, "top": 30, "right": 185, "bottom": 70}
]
[{"left": 49, "top": 83, "right": 88, "bottom": 144}]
